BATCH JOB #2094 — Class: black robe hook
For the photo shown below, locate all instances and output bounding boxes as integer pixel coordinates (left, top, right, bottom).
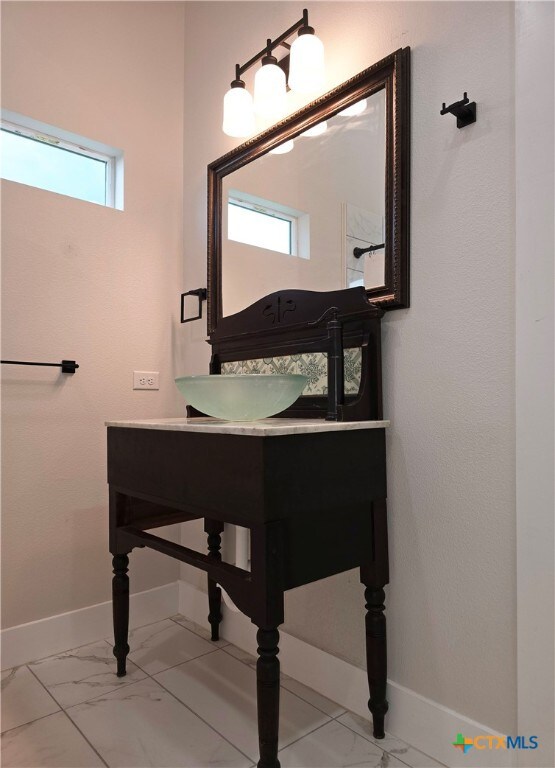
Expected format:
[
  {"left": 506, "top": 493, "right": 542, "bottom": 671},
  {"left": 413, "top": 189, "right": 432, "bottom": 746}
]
[{"left": 440, "top": 92, "right": 477, "bottom": 128}]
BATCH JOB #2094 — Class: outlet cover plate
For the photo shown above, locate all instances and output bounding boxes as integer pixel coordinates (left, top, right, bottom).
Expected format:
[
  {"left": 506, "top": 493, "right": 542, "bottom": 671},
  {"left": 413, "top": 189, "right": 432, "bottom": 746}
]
[{"left": 133, "top": 371, "right": 159, "bottom": 390}]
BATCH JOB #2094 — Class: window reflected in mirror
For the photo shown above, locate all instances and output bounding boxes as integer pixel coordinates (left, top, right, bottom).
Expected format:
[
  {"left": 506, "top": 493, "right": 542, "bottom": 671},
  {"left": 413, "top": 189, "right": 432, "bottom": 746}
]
[
  {"left": 222, "top": 89, "right": 386, "bottom": 317},
  {"left": 227, "top": 191, "right": 309, "bottom": 258}
]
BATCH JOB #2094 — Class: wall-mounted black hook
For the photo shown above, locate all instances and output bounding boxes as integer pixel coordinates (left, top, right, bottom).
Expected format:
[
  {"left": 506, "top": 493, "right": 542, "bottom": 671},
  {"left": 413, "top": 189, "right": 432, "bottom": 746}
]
[
  {"left": 440, "top": 92, "right": 476, "bottom": 128},
  {"left": 180, "top": 288, "right": 207, "bottom": 324}
]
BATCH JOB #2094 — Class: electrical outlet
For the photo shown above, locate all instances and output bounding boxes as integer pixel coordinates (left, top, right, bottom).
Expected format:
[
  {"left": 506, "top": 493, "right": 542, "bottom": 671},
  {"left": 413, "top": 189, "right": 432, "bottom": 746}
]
[{"left": 133, "top": 371, "right": 159, "bottom": 390}]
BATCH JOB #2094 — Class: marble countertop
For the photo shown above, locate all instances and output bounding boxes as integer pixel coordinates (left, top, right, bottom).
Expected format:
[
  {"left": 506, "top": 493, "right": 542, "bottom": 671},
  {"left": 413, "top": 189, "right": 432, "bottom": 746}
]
[{"left": 105, "top": 417, "right": 390, "bottom": 437}]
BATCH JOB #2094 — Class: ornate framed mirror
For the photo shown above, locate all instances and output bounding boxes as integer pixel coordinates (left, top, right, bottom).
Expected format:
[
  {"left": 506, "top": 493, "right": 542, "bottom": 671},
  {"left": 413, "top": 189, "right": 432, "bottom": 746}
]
[{"left": 207, "top": 47, "right": 410, "bottom": 335}]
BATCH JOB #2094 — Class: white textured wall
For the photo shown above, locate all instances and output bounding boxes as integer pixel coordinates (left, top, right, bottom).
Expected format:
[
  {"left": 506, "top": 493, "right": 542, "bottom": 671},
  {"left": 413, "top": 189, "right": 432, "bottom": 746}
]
[
  {"left": 1, "top": 2, "right": 185, "bottom": 628},
  {"left": 181, "top": 1, "right": 516, "bottom": 733},
  {"left": 515, "top": 2, "right": 555, "bottom": 764}
]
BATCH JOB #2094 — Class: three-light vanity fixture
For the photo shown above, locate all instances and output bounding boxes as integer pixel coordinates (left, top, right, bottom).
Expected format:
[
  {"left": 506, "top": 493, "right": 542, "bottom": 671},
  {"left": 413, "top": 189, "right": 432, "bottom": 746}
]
[{"left": 222, "top": 9, "right": 325, "bottom": 138}]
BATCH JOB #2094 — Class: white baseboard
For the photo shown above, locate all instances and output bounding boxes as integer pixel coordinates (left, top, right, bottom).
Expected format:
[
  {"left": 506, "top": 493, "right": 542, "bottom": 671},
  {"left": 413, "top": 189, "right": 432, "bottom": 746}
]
[
  {"left": 1, "top": 581, "right": 178, "bottom": 671},
  {"left": 178, "top": 580, "right": 515, "bottom": 768}
]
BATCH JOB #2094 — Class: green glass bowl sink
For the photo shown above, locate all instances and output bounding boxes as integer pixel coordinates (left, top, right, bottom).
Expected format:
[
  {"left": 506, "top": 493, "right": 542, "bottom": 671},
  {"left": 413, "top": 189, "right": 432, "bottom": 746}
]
[{"left": 175, "top": 374, "right": 308, "bottom": 421}]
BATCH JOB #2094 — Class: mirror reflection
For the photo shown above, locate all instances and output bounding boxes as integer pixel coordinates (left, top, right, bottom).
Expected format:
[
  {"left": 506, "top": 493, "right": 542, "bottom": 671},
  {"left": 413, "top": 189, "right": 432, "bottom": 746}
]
[{"left": 222, "top": 88, "right": 386, "bottom": 317}]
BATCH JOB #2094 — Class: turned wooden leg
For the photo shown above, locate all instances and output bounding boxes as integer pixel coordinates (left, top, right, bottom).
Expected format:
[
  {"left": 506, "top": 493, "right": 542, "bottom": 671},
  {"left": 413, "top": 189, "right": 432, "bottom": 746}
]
[
  {"left": 205, "top": 519, "right": 224, "bottom": 641},
  {"left": 256, "top": 628, "right": 281, "bottom": 768},
  {"left": 112, "top": 554, "right": 130, "bottom": 677},
  {"left": 363, "top": 585, "right": 388, "bottom": 738},
  {"left": 360, "top": 498, "right": 389, "bottom": 739}
]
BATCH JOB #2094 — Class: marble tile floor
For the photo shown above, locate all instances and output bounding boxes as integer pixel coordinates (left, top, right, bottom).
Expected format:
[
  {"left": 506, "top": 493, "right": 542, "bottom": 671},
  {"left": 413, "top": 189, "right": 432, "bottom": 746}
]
[{"left": 1, "top": 615, "right": 446, "bottom": 768}]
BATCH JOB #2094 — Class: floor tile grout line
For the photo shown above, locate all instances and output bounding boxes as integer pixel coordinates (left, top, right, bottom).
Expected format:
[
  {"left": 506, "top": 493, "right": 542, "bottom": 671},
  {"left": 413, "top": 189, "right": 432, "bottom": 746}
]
[
  {"left": 24, "top": 664, "right": 64, "bottom": 710},
  {"left": 127, "top": 645, "right": 222, "bottom": 677},
  {"left": 276, "top": 718, "right": 339, "bottom": 756},
  {"left": 150, "top": 669, "right": 256, "bottom": 765},
  {"left": 329, "top": 708, "right": 348, "bottom": 721},
  {"left": 28, "top": 644, "right": 149, "bottom": 714},
  {"left": 26, "top": 660, "right": 147, "bottom": 723},
  {"left": 152, "top": 666, "right": 335, "bottom": 767},
  {"left": 31, "top": 648, "right": 151, "bottom": 712},
  {"left": 169, "top": 615, "right": 231, "bottom": 646},
  {"left": 126, "top": 614, "right": 182, "bottom": 633},
  {"left": 215, "top": 645, "right": 346, "bottom": 729},
  {"left": 130, "top": 615, "right": 225, "bottom": 648},
  {"left": 280, "top": 688, "right": 345, "bottom": 720},
  {"left": 221, "top": 645, "right": 258, "bottom": 667},
  {"left": 102, "top": 620, "right": 224, "bottom": 665},
  {"left": 53, "top": 667, "right": 252, "bottom": 765},
  {"left": 211, "top": 632, "right": 443, "bottom": 767},
  {"left": 166, "top": 616, "right": 411, "bottom": 757},
  {"left": 62, "top": 677, "right": 153, "bottom": 712},
  {"left": 280, "top": 680, "right": 347, "bottom": 720},
  {"left": 0, "top": 708, "right": 62, "bottom": 737},
  {"left": 4, "top": 666, "right": 107, "bottom": 768},
  {"left": 60, "top": 708, "right": 109, "bottom": 768},
  {"left": 101, "top": 614, "right": 227, "bottom": 672},
  {"left": 218, "top": 644, "right": 445, "bottom": 767},
  {"left": 218, "top": 644, "right": 347, "bottom": 721},
  {"left": 151, "top": 615, "right": 417, "bottom": 760},
  {"left": 63, "top": 673, "right": 150, "bottom": 710},
  {"left": 149, "top": 617, "right": 386, "bottom": 748}
]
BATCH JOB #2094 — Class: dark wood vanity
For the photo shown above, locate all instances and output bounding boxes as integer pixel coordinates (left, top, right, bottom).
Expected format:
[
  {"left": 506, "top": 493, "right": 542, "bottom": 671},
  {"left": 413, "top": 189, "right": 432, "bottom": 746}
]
[
  {"left": 108, "top": 288, "right": 391, "bottom": 768},
  {"left": 108, "top": 46, "right": 410, "bottom": 768},
  {"left": 108, "top": 416, "right": 388, "bottom": 768}
]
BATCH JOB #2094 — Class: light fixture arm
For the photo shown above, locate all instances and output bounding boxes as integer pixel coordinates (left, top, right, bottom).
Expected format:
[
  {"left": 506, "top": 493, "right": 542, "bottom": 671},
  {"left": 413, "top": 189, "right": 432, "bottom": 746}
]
[
  {"left": 230, "top": 64, "right": 244, "bottom": 88},
  {"left": 234, "top": 8, "right": 311, "bottom": 79}
]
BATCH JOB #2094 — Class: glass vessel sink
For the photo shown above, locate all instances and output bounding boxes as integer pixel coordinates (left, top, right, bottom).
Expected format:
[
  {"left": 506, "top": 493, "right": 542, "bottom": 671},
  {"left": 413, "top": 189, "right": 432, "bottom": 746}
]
[{"left": 175, "top": 374, "right": 308, "bottom": 421}]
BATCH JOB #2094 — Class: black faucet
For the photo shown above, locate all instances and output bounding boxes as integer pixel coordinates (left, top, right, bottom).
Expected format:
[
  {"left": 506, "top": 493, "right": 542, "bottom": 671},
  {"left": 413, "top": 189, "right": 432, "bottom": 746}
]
[{"left": 309, "top": 306, "right": 344, "bottom": 422}]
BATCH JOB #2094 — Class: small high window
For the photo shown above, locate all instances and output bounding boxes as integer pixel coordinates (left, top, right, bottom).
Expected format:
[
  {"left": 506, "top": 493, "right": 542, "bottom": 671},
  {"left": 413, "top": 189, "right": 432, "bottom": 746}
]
[{"left": 0, "top": 111, "right": 123, "bottom": 209}]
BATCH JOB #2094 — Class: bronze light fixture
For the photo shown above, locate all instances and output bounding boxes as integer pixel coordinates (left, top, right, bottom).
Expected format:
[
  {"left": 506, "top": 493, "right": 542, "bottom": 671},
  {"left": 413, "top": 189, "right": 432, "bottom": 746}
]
[{"left": 222, "top": 9, "right": 325, "bottom": 138}]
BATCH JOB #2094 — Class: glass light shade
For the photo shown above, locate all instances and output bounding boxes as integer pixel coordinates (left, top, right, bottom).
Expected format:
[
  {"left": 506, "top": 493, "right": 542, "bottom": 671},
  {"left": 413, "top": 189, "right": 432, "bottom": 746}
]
[
  {"left": 269, "top": 139, "right": 295, "bottom": 155},
  {"left": 302, "top": 120, "right": 328, "bottom": 137},
  {"left": 175, "top": 374, "right": 308, "bottom": 421},
  {"left": 289, "top": 32, "right": 325, "bottom": 95},
  {"left": 222, "top": 86, "right": 255, "bottom": 138},
  {"left": 254, "top": 62, "right": 286, "bottom": 118},
  {"left": 338, "top": 98, "right": 368, "bottom": 117}
]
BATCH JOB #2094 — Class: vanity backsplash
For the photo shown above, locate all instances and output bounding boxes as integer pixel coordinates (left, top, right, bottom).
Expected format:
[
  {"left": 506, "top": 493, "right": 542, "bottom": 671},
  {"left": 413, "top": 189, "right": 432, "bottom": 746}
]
[{"left": 221, "top": 348, "right": 362, "bottom": 395}]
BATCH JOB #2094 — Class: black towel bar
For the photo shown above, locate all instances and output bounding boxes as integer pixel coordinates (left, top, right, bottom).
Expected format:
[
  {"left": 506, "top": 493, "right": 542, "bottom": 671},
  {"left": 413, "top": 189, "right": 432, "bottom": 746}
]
[
  {"left": 353, "top": 243, "right": 385, "bottom": 259},
  {"left": 1, "top": 360, "right": 79, "bottom": 373}
]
